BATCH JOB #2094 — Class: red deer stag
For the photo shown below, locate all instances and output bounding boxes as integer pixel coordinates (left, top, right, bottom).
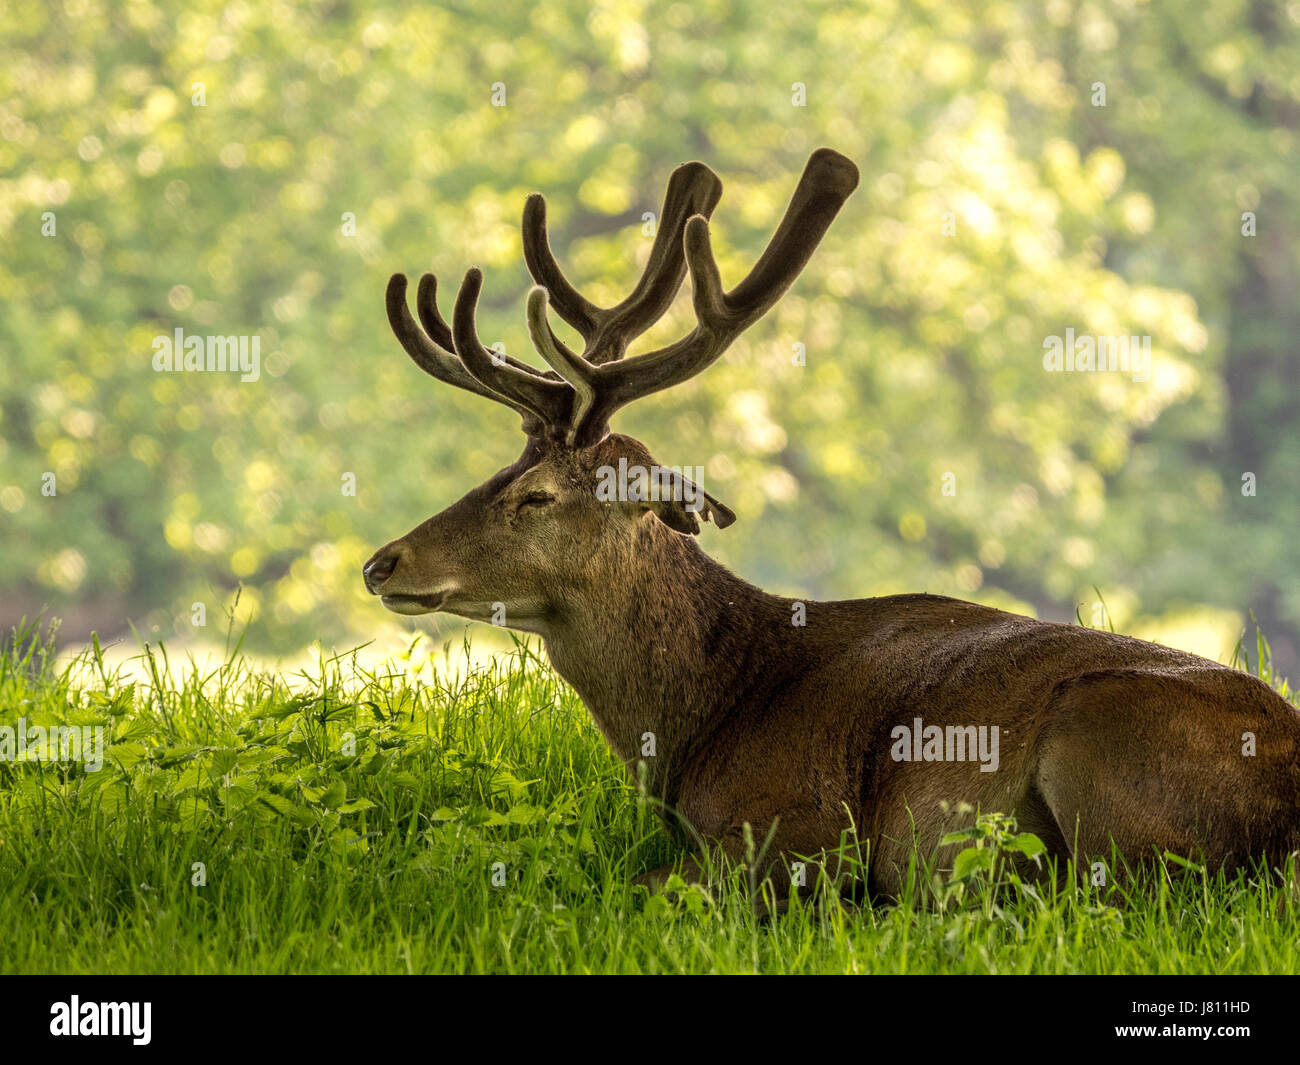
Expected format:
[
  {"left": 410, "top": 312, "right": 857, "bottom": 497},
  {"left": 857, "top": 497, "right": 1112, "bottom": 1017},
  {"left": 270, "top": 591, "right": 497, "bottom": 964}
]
[{"left": 365, "top": 148, "right": 1300, "bottom": 898}]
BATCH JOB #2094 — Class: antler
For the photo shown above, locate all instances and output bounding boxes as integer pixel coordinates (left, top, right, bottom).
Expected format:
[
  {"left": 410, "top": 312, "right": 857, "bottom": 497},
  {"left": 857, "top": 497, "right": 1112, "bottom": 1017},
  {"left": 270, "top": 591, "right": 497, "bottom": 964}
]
[
  {"left": 527, "top": 148, "right": 860, "bottom": 444},
  {"left": 386, "top": 148, "right": 859, "bottom": 446}
]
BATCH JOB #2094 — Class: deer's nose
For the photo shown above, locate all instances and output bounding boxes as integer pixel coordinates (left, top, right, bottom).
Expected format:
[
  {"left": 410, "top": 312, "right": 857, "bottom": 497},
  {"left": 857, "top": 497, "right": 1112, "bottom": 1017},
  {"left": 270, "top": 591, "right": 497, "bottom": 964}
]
[{"left": 363, "top": 548, "right": 399, "bottom": 593}]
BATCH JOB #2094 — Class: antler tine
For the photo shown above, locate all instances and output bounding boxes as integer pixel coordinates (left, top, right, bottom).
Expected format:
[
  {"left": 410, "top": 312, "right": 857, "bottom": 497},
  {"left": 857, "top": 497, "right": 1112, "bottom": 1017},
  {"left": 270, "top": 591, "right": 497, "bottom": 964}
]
[
  {"left": 570, "top": 148, "right": 860, "bottom": 441},
  {"left": 521, "top": 161, "right": 724, "bottom": 364},
  {"left": 413, "top": 272, "right": 456, "bottom": 351},
  {"left": 593, "top": 160, "right": 723, "bottom": 360},
  {"left": 526, "top": 286, "right": 597, "bottom": 444},
  {"left": 521, "top": 195, "right": 601, "bottom": 341},
  {"left": 417, "top": 272, "right": 563, "bottom": 382},
  {"left": 724, "top": 148, "right": 859, "bottom": 316},
  {"left": 450, "top": 268, "right": 574, "bottom": 428},
  {"left": 386, "top": 273, "right": 542, "bottom": 432}
]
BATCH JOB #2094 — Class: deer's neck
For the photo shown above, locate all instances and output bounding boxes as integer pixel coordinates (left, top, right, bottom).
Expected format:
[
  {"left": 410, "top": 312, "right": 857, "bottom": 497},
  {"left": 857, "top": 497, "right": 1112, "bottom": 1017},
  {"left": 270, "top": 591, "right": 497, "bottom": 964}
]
[{"left": 540, "top": 528, "right": 787, "bottom": 797}]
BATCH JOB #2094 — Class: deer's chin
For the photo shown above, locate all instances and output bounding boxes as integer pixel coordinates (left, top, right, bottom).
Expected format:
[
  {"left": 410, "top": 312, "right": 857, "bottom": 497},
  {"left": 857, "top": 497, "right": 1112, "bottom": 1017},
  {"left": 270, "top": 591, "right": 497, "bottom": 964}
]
[
  {"left": 442, "top": 597, "right": 552, "bottom": 634},
  {"left": 380, "top": 592, "right": 446, "bottom": 615}
]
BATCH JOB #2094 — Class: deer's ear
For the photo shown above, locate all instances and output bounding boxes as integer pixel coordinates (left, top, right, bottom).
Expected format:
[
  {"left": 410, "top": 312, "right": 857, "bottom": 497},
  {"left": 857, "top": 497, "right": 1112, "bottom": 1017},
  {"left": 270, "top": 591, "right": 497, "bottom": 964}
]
[
  {"left": 642, "top": 472, "right": 736, "bottom": 535},
  {"left": 649, "top": 497, "right": 702, "bottom": 535}
]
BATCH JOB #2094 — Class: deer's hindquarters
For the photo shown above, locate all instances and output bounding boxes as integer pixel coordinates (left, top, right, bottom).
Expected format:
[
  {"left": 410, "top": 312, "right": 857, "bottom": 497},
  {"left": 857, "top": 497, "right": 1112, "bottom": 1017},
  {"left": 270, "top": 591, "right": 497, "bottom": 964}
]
[{"left": 1031, "top": 667, "right": 1300, "bottom": 871}]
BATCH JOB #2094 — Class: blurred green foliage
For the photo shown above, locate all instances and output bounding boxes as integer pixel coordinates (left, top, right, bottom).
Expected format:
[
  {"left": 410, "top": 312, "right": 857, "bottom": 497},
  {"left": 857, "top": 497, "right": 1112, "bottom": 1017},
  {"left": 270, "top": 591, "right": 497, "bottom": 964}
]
[{"left": 1, "top": 0, "right": 1297, "bottom": 667}]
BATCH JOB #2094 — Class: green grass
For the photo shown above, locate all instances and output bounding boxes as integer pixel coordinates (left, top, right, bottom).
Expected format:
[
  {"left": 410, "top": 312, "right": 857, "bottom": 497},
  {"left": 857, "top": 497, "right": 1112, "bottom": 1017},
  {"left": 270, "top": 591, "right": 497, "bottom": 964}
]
[{"left": 1, "top": 618, "right": 1297, "bottom": 975}]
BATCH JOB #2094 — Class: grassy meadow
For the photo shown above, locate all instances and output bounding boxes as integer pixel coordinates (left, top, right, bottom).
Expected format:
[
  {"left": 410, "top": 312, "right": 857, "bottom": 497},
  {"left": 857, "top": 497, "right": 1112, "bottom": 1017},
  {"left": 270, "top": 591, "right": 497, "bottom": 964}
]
[{"left": 1, "top": 617, "right": 1297, "bottom": 976}]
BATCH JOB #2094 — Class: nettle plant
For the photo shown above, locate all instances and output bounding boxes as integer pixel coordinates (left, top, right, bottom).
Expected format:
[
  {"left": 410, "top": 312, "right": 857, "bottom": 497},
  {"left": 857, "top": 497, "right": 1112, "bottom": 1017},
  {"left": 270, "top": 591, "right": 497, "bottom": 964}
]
[{"left": 364, "top": 149, "right": 1300, "bottom": 901}]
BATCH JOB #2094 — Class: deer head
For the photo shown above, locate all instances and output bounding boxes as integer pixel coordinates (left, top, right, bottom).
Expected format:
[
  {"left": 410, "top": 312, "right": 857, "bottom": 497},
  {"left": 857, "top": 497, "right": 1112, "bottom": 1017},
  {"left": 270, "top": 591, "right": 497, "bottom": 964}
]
[{"left": 363, "top": 149, "right": 859, "bottom": 635}]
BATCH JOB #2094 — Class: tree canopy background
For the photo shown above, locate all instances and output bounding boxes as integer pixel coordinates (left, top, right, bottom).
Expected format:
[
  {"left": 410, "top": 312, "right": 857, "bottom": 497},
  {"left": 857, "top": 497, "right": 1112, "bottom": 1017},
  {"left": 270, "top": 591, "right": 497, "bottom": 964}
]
[{"left": 2, "top": 0, "right": 1298, "bottom": 674}]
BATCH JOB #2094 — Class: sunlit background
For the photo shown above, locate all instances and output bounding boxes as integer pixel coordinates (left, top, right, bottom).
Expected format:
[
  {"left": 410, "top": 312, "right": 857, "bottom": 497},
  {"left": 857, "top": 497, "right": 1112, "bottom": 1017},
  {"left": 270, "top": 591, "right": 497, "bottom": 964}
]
[{"left": 3, "top": 0, "right": 1298, "bottom": 678}]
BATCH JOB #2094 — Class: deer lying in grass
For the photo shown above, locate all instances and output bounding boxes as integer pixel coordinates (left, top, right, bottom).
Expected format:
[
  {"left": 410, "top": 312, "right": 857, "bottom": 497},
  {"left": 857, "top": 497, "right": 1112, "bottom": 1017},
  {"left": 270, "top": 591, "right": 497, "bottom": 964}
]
[{"left": 365, "top": 149, "right": 1300, "bottom": 899}]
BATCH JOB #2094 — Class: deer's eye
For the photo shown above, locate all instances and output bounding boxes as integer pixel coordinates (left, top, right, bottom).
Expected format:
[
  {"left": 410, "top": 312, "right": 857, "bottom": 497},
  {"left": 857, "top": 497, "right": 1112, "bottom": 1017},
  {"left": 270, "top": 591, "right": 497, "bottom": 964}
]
[{"left": 516, "top": 491, "right": 555, "bottom": 512}]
